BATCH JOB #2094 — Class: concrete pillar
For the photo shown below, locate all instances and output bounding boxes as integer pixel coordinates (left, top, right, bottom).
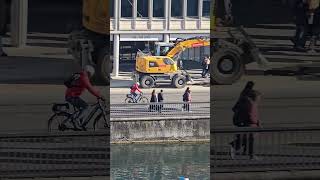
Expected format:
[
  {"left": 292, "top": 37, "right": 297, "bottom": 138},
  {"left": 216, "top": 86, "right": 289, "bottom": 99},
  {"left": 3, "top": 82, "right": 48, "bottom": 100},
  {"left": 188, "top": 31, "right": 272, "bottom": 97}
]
[
  {"left": 166, "top": 0, "right": 171, "bottom": 30},
  {"left": 198, "top": 0, "right": 203, "bottom": 28},
  {"left": 114, "top": 0, "right": 119, "bottom": 30},
  {"left": 11, "top": 0, "right": 28, "bottom": 47},
  {"left": 113, "top": 34, "right": 120, "bottom": 77},
  {"left": 183, "top": 0, "right": 187, "bottom": 29},
  {"left": 133, "top": 0, "right": 137, "bottom": 29},
  {"left": 148, "top": 0, "right": 153, "bottom": 29},
  {"left": 164, "top": 34, "right": 170, "bottom": 43}
]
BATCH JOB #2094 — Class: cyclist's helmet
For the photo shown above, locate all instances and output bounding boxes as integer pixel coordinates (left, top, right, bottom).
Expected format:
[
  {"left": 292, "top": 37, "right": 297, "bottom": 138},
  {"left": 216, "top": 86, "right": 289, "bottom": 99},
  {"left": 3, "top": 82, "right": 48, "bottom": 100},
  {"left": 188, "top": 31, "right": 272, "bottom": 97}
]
[
  {"left": 84, "top": 65, "right": 95, "bottom": 77},
  {"left": 136, "top": 82, "right": 140, "bottom": 86}
]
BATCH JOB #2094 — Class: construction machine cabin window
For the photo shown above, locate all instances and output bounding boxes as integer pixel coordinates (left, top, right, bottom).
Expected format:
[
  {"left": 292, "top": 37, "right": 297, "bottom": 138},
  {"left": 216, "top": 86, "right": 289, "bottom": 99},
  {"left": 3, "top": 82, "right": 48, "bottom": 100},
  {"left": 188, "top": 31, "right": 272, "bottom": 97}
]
[
  {"left": 181, "top": 46, "right": 209, "bottom": 62},
  {"left": 171, "top": 0, "right": 183, "bottom": 18},
  {"left": 153, "top": 0, "right": 165, "bottom": 18},
  {"left": 137, "top": 0, "right": 148, "bottom": 18},
  {"left": 121, "top": 0, "right": 133, "bottom": 18}
]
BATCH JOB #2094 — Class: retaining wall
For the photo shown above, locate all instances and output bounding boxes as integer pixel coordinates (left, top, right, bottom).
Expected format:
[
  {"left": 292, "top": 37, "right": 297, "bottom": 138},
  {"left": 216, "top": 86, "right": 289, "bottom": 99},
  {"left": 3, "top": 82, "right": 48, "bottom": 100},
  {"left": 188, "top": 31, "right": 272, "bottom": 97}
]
[{"left": 110, "top": 117, "right": 210, "bottom": 143}]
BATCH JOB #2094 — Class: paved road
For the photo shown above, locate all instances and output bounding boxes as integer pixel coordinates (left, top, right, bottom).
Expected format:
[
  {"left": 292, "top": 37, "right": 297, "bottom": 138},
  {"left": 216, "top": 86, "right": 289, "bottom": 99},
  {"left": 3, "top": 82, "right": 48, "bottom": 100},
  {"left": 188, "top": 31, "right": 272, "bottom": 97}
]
[{"left": 212, "top": 75, "right": 320, "bottom": 128}]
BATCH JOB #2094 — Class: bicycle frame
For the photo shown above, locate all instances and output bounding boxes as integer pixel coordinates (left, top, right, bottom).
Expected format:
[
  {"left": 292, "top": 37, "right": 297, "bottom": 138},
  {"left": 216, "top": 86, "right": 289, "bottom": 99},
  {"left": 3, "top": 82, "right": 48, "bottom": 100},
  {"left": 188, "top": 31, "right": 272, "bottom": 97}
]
[{"left": 82, "top": 99, "right": 108, "bottom": 127}]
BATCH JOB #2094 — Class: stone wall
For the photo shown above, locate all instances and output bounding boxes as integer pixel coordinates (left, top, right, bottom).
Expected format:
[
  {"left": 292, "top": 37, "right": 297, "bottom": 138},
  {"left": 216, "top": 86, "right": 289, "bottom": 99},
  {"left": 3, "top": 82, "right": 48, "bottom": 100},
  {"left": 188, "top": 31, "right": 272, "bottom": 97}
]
[{"left": 110, "top": 118, "right": 210, "bottom": 143}]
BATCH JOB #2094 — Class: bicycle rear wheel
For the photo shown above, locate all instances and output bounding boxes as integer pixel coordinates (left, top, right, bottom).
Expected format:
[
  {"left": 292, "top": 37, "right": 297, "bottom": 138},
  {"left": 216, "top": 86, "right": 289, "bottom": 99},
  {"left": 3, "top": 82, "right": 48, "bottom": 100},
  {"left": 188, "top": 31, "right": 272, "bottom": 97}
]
[
  {"left": 47, "top": 112, "right": 71, "bottom": 132},
  {"left": 125, "top": 97, "right": 135, "bottom": 103}
]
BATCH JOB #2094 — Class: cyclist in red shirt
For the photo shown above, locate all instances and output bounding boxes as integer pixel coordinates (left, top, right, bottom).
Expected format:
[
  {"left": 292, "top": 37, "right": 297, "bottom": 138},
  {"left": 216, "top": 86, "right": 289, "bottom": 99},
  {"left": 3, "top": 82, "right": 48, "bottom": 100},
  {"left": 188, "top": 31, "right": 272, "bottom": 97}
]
[
  {"left": 130, "top": 82, "right": 142, "bottom": 102},
  {"left": 65, "top": 65, "right": 104, "bottom": 129}
]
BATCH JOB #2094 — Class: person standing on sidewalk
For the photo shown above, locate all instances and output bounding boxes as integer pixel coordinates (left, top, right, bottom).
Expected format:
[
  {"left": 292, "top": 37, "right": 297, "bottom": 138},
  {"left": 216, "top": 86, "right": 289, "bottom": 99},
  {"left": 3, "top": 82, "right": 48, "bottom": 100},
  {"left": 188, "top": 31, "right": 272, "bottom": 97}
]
[
  {"left": 157, "top": 89, "right": 164, "bottom": 113},
  {"left": 306, "top": 0, "right": 320, "bottom": 53},
  {"left": 0, "top": 0, "right": 11, "bottom": 57},
  {"left": 230, "top": 90, "right": 262, "bottom": 160},
  {"left": 230, "top": 81, "right": 255, "bottom": 159},
  {"left": 245, "top": 90, "right": 262, "bottom": 160},
  {"left": 149, "top": 89, "right": 157, "bottom": 111},
  {"left": 182, "top": 87, "right": 192, "bottom": 112},
  {"left": 201, "top": 56, "right": 210, "bottom": 78},
  {"left": 292, "top": 0, "right": 309, "bottom": 51}
]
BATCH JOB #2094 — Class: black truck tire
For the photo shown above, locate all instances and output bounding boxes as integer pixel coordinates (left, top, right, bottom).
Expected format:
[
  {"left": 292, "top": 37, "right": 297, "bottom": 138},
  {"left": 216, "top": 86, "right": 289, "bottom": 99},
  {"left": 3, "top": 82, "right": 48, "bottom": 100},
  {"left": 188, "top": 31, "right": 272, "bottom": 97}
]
[
  {"left": 95, "top": 46, "right": 110, "bottom": 85},
  {"left": 172, "top": 75, "right": 187, "bottom": 89},
  {"left": 211, "top": 49, "right": 244, "bottom": 85},
  {"left": 140, "top": 75, "right": 155, "bottom": 88}
]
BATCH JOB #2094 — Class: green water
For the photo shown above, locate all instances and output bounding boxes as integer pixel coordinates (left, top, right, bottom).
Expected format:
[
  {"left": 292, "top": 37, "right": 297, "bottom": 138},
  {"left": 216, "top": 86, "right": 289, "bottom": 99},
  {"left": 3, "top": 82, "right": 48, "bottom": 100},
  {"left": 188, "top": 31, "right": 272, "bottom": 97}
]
[{"left": 111, "top": 143, "right": 210, "bottom": 180}]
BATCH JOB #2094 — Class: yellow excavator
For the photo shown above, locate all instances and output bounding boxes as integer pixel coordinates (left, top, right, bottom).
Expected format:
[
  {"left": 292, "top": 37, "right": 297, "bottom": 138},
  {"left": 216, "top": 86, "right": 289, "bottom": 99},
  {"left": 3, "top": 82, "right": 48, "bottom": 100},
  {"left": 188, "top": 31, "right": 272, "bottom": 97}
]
[
  {"left": 134, "top": 37, "right": 210, "bottom": 88},
  {"left": 68, "top": 0, "right": 110, "bottom": 85}
]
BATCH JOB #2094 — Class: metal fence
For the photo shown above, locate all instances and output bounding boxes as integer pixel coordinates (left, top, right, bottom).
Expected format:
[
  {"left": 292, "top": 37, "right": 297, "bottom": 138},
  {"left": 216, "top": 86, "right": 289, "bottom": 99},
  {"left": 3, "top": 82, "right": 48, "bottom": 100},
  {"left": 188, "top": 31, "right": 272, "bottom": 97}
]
[
  {"left": 211, "top": 127, "right": 320, "bottom": 173},
  {"left": 111, "top": 102, "right": 210, "bottom": 119},
  {"left": 0, "top": 131, "right": 109, "bottom": 179}
]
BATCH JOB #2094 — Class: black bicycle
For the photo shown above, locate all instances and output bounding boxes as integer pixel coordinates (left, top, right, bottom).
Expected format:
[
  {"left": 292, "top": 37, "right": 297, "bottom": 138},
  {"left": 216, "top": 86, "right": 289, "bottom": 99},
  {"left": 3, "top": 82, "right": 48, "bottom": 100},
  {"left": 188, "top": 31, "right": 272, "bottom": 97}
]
[
  {"left": 125, "top": 93, "right": 149, "bottom": 103},
  {"left": 48, "top": 98, "right": 109, "bottom": 132}
]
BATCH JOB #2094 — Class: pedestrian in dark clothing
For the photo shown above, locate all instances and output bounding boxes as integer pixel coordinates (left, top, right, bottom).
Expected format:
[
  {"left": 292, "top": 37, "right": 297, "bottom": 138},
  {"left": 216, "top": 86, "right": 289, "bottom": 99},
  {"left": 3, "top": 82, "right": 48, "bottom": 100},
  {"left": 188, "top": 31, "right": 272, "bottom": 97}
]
[
  {"left": 232, "top": 81, "right": 255, "bottom": 113},
  {"left": 293, "top": 0, "right": 309, "bottom": 51},
  {"left": 157, "top": 90, "right": 164, "bottom": 112},
  {"left": 201, "top": 56, "right": 210, "bottom": 78},
  {"left": 230, "top": 82, "right": 262, "bottom": 160},
  {"left": 149, "top": 89, "right": 158, "bottom": 111},
  {"left": 0, "top": 0, "right": 11, "bottom": 56},
  {"left": 182, "top": 87, "right": 191, "bottom": 112},
  {"left": 306, "top": 1, "right": 320, "bottom": 52}
]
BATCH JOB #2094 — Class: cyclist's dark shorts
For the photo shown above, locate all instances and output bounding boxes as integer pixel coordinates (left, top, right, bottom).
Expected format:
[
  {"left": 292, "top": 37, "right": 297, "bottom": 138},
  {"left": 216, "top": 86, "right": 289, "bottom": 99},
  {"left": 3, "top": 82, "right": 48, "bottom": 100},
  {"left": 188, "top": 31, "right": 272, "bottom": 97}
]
[{"left": 66, "top": 97, "right": 88, "bottom": 110}]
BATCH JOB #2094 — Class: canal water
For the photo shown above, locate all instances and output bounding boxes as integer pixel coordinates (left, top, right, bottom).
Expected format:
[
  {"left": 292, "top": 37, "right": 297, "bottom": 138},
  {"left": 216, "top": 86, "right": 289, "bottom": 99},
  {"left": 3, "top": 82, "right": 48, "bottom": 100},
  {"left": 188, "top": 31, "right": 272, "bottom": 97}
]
[{"left": 111, "top": 143, "right": 209, "bottom": 180}]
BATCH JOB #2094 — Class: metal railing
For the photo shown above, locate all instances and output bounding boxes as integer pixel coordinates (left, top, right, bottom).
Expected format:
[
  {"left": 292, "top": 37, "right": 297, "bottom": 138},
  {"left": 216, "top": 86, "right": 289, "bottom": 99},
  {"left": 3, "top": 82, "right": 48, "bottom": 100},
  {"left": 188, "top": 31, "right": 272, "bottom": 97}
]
[
  {"left": 111, "top": 102, "right": 210, "bottom": 120},
  {"left": 211, "top": 127, "right": 320, "bottom": 173},
  {"left": 0, "top": 131, "right": 109, "bottom": 179}
]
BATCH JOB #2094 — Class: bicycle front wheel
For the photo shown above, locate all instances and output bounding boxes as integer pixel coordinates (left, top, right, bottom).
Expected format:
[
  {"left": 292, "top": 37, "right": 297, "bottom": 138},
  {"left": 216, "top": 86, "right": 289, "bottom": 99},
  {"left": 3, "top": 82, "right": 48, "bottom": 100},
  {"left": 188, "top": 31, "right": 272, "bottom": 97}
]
[
  {"left": 139, "top": 96, "right": 149, "bottom": 103},
  {"left": 47, "top": 112, "right": 70, "bottom": 132},
  {"left": 93, "top": 112, "right": 110, "bottom": 131},
  {"left": 125, "top": 97, "right": 135, "bottom": 103}
]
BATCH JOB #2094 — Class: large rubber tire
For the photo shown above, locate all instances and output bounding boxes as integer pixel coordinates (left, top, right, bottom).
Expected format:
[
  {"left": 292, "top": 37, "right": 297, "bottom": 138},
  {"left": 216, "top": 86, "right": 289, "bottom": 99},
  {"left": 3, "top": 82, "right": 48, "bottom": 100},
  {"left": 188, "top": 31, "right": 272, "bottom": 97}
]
[
  {"left": 172, "top": 75, "right": 187, "bottom": 89},
  {"left": 95, "top": 46, "right": 110, "bottom": 85},
  {"left": 211, "top": 49, "right": 244, "bottom": 85},
  {"left": 140, "top": 75, "right": 155, "bottom": 88}
]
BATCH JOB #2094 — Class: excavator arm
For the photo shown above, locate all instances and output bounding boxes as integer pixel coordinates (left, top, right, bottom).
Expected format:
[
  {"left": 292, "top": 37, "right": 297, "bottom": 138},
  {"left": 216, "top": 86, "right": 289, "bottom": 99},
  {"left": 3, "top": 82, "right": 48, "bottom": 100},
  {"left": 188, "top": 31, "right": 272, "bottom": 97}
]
[{"left": 166, "top": 38, "right": 210, "bottom": 58}]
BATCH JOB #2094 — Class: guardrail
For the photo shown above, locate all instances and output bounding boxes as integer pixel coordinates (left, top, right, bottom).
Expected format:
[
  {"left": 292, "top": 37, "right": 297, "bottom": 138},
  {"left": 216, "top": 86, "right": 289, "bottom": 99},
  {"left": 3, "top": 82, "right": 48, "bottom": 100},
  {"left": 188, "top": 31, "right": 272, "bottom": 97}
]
[
  {"left": 211, "top": 127, "right": 320, "bottom": 173},
  {"left": 0, "top": 131, "right": 109, "bottom": 179},
  {"left": 111, "top": 102, "right": 210, "bottom": 119}
]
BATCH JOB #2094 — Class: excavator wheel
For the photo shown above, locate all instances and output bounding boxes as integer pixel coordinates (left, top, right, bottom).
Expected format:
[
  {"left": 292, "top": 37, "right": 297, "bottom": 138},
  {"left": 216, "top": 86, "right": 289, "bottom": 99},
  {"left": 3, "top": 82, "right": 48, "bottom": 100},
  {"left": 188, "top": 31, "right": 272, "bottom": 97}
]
[
  {"left": 95, "top": 46, "right": 110, "bottom": 85},
  {"left": 172, "top": 75, "right": 187, "bottom": 89},
  {"left": 211, "top": 48, "right": 244, "bottom": 85},
  {"left": 140, "top": 75, "right": 155, "bottom": 88}
]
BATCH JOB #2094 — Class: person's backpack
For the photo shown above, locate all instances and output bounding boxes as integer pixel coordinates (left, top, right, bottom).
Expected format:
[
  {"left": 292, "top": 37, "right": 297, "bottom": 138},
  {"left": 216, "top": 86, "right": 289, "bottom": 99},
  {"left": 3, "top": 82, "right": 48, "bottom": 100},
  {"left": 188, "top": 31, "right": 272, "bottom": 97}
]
[
  {"left": 64, "top": 73, "right": 81, "bottom": 88},
  {"left": 232, "top": 98, "right": 251, "bottom": 127}
]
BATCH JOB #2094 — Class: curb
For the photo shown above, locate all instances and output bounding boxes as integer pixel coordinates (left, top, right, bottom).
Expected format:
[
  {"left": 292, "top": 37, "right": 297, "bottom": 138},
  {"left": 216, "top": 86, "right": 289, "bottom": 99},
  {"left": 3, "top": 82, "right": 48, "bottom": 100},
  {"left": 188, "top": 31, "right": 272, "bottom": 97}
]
[
  {"left": 111, "top": 116, "right": 210, "bottom": 121},
  {"left": 111, "top": 139, "right": 210, "bottom": 144}
]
